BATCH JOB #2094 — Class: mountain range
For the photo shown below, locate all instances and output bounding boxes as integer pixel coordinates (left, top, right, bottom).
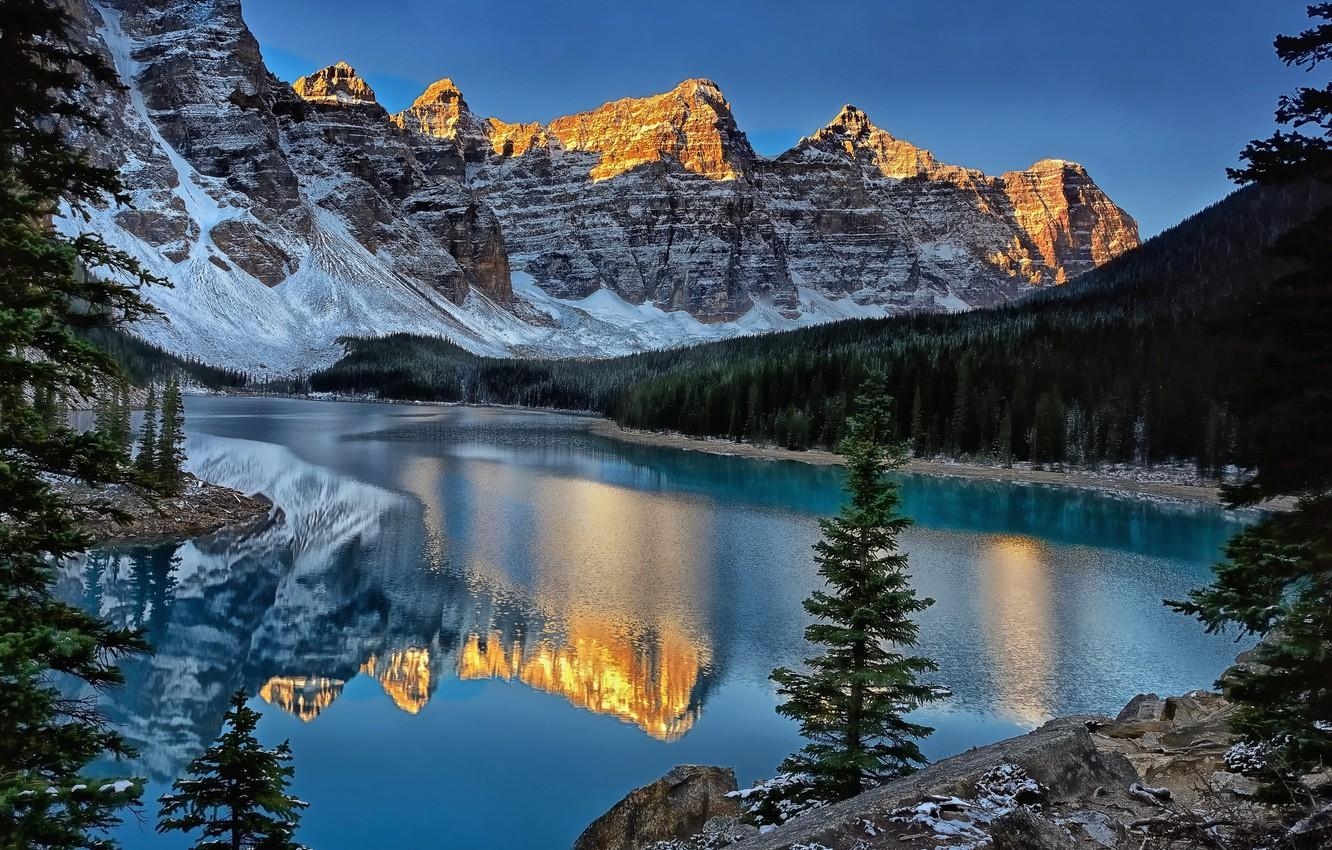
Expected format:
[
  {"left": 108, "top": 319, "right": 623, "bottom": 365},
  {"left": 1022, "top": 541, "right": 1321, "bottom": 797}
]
[{"left": 62, "top": 0, "right": 1139, "bottom": 374}]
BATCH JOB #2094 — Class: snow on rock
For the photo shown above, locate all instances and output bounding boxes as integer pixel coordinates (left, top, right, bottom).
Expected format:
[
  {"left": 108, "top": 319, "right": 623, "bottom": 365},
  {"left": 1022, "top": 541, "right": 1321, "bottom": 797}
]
[{"left": 59, "top": 0, "right": 1139, "bottom": 375}]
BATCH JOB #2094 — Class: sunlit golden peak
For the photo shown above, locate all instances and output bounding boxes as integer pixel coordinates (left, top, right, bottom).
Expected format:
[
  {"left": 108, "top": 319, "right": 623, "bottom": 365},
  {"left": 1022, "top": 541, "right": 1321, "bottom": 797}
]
[
  {"left": 293, "top": 61, "right": 378, "bottom": 106},
  {"left": 673, "top": 77, "right": 724, "bottom": 96},
  {"left": 829, "top": 103, "right": 878, "bottom": 136},
  {"left": 1023, "top": 157, "right": 1085, "bottom": 175},
  {"left": 413, "top": 77, "right": 466, "bottom": 108}
]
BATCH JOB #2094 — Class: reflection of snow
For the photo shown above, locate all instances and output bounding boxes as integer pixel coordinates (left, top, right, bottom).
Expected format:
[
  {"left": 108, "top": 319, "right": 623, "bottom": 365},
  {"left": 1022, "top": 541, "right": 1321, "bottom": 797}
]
[
  {"left": 58, "top": 434, "right": 408, "bottom": 780},
  {"left": 184, "top": 433, "right": 403, "bottom": 566}
]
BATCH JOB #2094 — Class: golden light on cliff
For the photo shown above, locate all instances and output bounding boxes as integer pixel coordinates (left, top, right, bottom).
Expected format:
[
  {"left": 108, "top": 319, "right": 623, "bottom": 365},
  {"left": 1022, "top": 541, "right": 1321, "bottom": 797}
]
[
  {"left": 361, "top": 648, "right": 433, "bottom": 714},
  {"left": 981, "top": 534, "right": 1055, "bottom": 725},
  {"left": 258, "top": 676, "right": 345, "bottom": 722},
  {"left": 457, "top": 617, "right": 706, "bottom": 741}
]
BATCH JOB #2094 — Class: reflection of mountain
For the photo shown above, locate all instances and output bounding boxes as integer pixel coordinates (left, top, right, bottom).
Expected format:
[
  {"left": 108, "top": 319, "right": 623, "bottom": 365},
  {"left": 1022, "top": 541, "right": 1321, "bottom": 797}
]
[
  {"left": 457, "top": 617, "right": 708, "bottom": 741},
  {"left": 361, "top": 650, "right": 433, "bottom": 715},
  {"left": 258, "top": 676, "right": 346, "bottom": 722},
  {"left": 349, "top": 620, "right": 708, "bottom": 741},
  {"left": 61, "top": 430, "right": 721, "bottom": 779}
]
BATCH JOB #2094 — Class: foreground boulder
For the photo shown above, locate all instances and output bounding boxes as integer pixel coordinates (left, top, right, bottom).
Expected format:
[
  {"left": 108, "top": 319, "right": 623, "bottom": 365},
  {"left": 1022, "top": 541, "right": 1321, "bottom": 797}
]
[
  {"left": 990, "top": 808, "right": 1080, "bottom": 850},
  {"left": 727, "top": 718, "right": 1141, "bottom": 849},
  {"left": 573, "top": 765, "right": 741, "bottom": 850}
]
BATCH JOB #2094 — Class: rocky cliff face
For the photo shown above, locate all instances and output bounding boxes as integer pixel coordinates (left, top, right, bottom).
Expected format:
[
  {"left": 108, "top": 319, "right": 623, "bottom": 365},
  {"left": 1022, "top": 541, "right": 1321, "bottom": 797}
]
[
  {"left": 390, "top": 77, "right": 1139, "bottom": 323},
  {"left": 61, "top": 0, "right": 1139, "bottom": 371},
  {"left": 62, "top": 1, "right": 520, "bottom": 372}
]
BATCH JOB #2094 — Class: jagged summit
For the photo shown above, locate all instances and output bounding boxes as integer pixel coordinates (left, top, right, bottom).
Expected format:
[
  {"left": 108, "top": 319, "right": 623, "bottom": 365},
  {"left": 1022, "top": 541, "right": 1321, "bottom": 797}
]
[
  {"left": 293, "top": 61, "right": 377, "bottom": 106},
  {"left": 415, "top": 77, "right": 465, "bottom": 105},
  {"left": 793, "top": 104, "right": 961, "bottom": 180},
  {"left": 392, "top": 76, "right": 487, "bottom": 143},
  {"left": 827, "top": 103, "right": 874, "bottom": 135},
  {"left": 65, "top": 0, "right": 1141, "bottom": 369},
  {"left": 542, "top": 77, "right": 754, "bottom": 181}
]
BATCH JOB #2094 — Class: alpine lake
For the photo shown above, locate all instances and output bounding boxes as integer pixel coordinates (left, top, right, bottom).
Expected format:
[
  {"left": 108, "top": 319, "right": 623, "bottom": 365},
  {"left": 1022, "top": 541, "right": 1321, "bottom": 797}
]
[{"left": 63, "top": 396, "right": 1255, "bottom": 850}]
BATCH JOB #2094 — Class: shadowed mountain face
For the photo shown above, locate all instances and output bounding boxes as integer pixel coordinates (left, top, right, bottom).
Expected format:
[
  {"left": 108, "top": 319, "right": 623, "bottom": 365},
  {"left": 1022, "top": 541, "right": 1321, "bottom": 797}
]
[{"left": 60, "top": 0, "right": 1137, "bottom": 372}]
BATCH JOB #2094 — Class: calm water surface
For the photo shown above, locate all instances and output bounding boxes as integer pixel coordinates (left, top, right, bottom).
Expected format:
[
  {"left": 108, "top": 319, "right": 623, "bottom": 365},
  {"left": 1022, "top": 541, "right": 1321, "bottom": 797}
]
[{"left": 62, "top": 397, "right": 1253, "bottom": 850}]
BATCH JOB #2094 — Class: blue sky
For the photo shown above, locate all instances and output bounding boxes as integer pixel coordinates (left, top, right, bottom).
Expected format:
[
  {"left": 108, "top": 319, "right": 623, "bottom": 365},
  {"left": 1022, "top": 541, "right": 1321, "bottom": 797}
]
[{"left": 246, "top": 1, "right": 1312, "bottom": 237}]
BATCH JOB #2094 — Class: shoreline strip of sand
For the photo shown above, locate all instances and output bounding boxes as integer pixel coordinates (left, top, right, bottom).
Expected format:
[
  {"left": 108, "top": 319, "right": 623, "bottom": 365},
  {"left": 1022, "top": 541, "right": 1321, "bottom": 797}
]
[{"left": 588, "top": 419, "right": 1293, "bottom": 510}]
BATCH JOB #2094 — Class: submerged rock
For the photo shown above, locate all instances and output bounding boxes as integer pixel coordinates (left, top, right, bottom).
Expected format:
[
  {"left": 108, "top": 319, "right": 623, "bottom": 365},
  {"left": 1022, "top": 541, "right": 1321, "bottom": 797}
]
[{"left": 572, "top": 765, "right": 741, "bottom": 850}]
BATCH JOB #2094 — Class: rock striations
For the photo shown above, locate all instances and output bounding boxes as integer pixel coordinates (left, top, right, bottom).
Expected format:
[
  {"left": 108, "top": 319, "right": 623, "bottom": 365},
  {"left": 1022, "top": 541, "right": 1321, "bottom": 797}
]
[{"left": 62, "top": 0, "right": 1139, "bottom": 372}]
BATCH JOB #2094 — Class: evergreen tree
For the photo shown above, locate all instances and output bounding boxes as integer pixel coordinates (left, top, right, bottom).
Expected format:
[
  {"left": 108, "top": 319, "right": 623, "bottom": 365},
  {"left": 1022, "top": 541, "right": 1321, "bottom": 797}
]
[
  {"left": 33, "top": 386, "right": 63, "bottom": 429},
  {"left": 157, "top": 691, "right": 309, "bottom": 850},
  {"left": 156, "top": 378, "right": 186, "bottom": 494},
  {"left": 770, "top": 376, "right": 943, "bottom": 801},
  {"left": 94, "top": 380, "right": 131, "bottom": 457},
  {"left": 135, "top": 385, "right": 159, "bottom": 480},
  {"left": 1170, "top": 4, "right": 1332, "bottom": 806},
  {"left": 998, "top": 404, "right": 1013, "bottom": 469},
  {"left": 0, "top": 1, "right": 163, "bottom": 846},
  {"left": 113, "top": 381, "right": 132, "bottom": 455},
  {"left": 909, "top": 385, "right": 925, "bottom": 457}
]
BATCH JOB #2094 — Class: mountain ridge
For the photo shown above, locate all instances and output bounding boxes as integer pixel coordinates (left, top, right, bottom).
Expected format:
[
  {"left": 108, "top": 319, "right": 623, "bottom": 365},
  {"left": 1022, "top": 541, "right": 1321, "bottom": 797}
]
[{"left": 61, "top": 0, "right": 1139, "bottom": 373}]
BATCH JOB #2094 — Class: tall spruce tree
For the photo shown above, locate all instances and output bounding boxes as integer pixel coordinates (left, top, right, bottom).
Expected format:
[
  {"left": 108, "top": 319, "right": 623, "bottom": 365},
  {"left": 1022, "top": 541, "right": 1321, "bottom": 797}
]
[
  {"left": 771, "top": 375, "right": 942, "bottom": 801},
  {"left": 1169, "top": 4, "right": 1332, "bottom": 806},
  {"left": 155, "top": 378, "right": 185, "bottom": 494},
  {"left": 135, "top": 385, "right": 159, "bottom": 480},
  {"left": 94, "top": 379, "right": 131, "bottom": 458},
  {"left": 0, "top": 0, "right": 165, "bottom": 846},
  {"left": 158, "top": 691, "right": 309, "bottom": 850}
]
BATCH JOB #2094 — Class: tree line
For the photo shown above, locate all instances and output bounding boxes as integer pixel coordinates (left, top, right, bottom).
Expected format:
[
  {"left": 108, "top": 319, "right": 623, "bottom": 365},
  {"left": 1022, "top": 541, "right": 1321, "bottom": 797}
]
[{"left": 310, "top": 178, "right": 1323, "bottom": 476}]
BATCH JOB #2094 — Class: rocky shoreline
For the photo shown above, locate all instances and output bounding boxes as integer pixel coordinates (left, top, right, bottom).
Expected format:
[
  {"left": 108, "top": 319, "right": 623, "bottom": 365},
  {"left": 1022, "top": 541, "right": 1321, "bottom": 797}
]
[
  {"left": 574, "top": 687, "right": 1285, "bottom": 850},
  {"left": 55, "top": 473, "right": 272, "bottom": 543}
]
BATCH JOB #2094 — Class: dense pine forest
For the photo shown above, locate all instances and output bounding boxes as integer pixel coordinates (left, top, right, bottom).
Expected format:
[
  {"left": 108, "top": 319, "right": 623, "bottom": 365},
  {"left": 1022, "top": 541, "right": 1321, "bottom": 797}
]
[
  {"left": 83, "top": 327, "right": 249, "bottom": 391},
  {"left": 306, "top": 182, "right": 1322, "bottom": 471}
]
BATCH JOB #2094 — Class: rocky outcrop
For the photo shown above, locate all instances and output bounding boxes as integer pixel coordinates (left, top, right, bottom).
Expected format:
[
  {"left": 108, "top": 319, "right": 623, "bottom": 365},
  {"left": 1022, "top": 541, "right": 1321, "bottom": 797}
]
[
  {"left": 990, "top": 807, "right": 1081, "bottom": 850},
  {"left": 572, "top": 765, "right": 742, "bottom": 850},
  {"left": 56, "top": 473, "right": 272, "bottom": 542},
  {"left": 619, "top": 687, "right": 1266, "bottom": 850}
]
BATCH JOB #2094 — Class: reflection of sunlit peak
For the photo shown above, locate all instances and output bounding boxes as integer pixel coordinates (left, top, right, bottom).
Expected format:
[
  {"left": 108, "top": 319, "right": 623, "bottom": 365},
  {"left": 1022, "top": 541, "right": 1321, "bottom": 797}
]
[
  {"left": 456, "top": 619, "right": 706, "bottom": 742},
  {"left": 362, "top": 648, "right": 433, "bottom": 715},
  {"left": 988, "top": 535, "right": 1045, "bottom": 569},
  {"left": 259, "top": 676, "right": 345, "bottom": 722},
  {"left": 981, "top": 534, "right": 1054, "bottom": 726}
]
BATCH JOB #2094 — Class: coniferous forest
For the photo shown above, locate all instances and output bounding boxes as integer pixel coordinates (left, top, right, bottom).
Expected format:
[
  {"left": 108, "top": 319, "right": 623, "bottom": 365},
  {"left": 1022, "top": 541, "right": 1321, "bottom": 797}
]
[{"left": 309, "top": 180, "right": 1324, "bottom": 472}]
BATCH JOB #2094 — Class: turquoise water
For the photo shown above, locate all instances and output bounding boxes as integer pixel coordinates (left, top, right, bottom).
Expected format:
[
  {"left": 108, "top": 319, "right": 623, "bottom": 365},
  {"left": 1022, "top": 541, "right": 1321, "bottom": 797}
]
[{"left": 64, "top": 396, "right": 1251, "bottom": 850}]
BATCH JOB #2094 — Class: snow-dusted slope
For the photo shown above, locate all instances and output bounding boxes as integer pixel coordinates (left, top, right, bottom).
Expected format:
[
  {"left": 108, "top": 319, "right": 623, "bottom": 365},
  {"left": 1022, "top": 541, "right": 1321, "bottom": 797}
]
[{"left": 60, "top": 0, "right": 1138, "bottom": 375}]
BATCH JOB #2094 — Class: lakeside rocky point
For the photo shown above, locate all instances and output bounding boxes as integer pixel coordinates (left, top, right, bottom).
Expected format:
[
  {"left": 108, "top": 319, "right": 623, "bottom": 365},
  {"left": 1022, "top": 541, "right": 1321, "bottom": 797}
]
[
  {"left": 55, "top": 473, "right": 272, "bottom": 543},
  {"left": 573, "top": 664, "right": 1324, "bottom": 850}
]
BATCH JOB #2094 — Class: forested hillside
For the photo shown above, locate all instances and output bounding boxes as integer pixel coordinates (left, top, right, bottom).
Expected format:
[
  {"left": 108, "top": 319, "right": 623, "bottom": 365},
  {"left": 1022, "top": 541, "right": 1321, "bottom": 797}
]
[
  {"left": 308, "top": 182, "right": 1322, "bottom": 470},
  {"left": 85, "top": 328, "right": 249, "bottom": 391}
]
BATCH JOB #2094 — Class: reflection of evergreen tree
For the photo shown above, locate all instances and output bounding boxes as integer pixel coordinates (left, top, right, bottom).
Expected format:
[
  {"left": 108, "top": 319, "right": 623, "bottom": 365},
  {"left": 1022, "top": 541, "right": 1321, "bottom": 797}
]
[
  {"left": 126, "top": 545, "right": 181, "bottom": 637},
  {"left": 82, "top": 551, "right": 111, "bottom": 615}
]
